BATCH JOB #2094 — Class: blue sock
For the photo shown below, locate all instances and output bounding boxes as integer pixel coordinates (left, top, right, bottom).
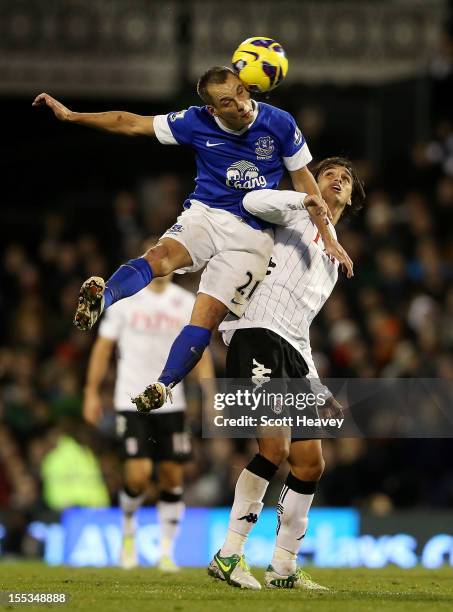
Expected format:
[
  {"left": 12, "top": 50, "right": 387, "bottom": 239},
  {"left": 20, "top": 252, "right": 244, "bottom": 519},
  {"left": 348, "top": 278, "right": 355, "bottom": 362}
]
[
  {"left": 103, "top": 258, "right": 153, "bottom": 309},
  {"left": 159, "top": 325, "right": 211, "bottom": 387}
]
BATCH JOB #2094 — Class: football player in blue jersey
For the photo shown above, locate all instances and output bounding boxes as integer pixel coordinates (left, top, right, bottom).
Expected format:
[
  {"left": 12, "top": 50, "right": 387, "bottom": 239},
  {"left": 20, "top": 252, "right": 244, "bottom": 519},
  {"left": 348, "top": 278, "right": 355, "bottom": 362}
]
[{"left": 33, "top": 67, "right": 352, "bottom": 410}]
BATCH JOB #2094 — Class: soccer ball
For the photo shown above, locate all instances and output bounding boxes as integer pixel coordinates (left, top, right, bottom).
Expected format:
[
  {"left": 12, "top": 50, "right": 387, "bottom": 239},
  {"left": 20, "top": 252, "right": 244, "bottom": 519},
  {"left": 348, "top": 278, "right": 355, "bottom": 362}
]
[{"left": 232, "top": 37, "right": 288, "bottom": 93}]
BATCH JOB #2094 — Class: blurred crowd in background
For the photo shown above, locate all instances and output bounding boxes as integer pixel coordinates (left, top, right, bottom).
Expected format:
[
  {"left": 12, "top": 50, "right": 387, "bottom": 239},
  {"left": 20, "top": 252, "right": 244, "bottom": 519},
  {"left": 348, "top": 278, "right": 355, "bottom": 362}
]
[{"left": 1, "top": 11, "right": 453, "bottom": 557}]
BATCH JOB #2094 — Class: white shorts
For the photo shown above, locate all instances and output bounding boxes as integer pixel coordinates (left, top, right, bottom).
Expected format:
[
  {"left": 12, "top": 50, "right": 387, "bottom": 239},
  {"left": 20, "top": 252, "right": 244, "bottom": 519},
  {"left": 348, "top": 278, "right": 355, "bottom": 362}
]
[{"left": 161, "top": 201, "right": 274, "bottom": 316}]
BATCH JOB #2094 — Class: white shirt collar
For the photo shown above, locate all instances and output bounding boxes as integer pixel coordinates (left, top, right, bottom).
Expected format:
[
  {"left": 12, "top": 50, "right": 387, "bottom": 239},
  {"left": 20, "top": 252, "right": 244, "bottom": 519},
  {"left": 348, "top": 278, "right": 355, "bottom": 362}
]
[{"left": 214, "top": 100, "right": 259, "bottom": 135}]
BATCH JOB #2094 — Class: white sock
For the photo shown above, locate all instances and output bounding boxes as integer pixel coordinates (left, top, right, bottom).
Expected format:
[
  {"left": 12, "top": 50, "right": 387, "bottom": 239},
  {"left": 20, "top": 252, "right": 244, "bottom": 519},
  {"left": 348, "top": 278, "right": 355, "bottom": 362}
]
[
  {"left": 119, "top": 489, "right": 146, "bottom": 536},
  {"left": 271, "top": 482, "right": 315, "bottom": 575},
  {"left": 220, "top": 468, "right": 269, "bottom": 557},
  {"left": 157, "top": 495, "right": 185, "bottom": 559},
  {"left": 272, "top": 546, "right": 297, "bottom": 575}
]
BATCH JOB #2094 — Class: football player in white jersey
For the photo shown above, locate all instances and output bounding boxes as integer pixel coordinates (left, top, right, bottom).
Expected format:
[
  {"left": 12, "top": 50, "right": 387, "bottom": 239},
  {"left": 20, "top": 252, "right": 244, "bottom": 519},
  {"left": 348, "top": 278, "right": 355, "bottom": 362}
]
[
  {"left": 33, "top": 67, "right": 352, "bottom": 413},
  {"left": 208, "top": 157, "right": 365, "bottom": 590},
  {"left": 82, "top": 240, "right": 215, "bottom": 571}
]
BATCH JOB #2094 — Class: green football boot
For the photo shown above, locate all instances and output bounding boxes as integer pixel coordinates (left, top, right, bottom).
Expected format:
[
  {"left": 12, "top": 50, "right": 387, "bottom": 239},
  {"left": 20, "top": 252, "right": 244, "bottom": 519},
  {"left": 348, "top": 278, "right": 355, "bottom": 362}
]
[
  {"left": 208, "top": 550, "right": 261, "bottom": 590},
  {"left": 264, "top": 565, "right": 329, "bottom": 590}
]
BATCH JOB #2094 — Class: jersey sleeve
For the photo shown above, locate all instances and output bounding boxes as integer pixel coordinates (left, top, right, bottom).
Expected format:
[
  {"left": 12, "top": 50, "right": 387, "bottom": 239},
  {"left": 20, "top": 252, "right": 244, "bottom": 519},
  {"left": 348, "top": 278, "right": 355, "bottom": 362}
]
[
  {"left": 280, "top": 112, "right": 312, "bottom": 171},
  {"left": 153, "top": 107, "right": 198, "bottom": 146},
  {"left": 98, "top": 303, "right": 125, "bottom": 341},
  {"left": 242, "top": 189, "right": 308, "bottom": 227}
]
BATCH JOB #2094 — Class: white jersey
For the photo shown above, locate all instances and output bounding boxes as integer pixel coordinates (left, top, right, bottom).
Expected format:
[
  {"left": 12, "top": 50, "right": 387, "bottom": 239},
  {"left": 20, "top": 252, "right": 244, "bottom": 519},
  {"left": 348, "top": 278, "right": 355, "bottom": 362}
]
[
  {"left": 220, "top": 196, "right": 338, "bottom": 380},
  {"left": 99, "top": 283, "right": 195, "bottom": 413}
]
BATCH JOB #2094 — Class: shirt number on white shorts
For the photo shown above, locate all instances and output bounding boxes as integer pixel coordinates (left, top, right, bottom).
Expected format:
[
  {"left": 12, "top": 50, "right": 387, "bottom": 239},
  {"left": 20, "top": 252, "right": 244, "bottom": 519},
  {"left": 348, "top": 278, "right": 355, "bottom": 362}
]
[{"left": 237, "top": 271, "right": 260, "bottom": 301}]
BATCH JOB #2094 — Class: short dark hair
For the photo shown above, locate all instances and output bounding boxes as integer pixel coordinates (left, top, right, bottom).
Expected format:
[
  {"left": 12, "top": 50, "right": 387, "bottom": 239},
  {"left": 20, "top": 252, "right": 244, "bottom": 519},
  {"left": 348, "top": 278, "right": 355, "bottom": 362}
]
[
  {"left": 313, "top": 156, "right": 366, "bottom": 215},
  {"left": 197, "top": 66, "right": 238, "bottom": 105}
]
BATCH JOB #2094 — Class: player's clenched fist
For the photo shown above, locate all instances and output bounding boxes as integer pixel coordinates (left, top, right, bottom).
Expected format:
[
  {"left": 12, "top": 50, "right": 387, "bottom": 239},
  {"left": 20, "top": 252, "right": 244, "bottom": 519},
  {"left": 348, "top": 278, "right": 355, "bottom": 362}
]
[
  {"left": 32, "top": 92, "right": 73, "bottom": 122},
  {"left": 318, "top": 396, "right": 344, "bottom": 420}
]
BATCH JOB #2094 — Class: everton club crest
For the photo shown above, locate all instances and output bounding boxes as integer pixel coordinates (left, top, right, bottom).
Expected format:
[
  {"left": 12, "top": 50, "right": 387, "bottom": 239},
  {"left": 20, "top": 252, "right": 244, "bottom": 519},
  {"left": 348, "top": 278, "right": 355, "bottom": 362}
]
[{"left": 255, "top": 136, "right": 274, "bottom": 160}]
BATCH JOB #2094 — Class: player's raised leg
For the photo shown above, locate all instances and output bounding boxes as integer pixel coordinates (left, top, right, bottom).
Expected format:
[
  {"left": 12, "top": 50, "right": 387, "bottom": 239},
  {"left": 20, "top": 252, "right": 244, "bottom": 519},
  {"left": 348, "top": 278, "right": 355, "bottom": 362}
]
[
  {"left": 133, "top": 220, "right": 274, "bottom": 412},
  {"left": 74, "top": 237, "right": 192, "bottom": 330},
  {"left": 265, "top": 439, "right": 328, "bottom": 590},
  {"left": 119, "top": 457, "right": 151, "bottom": 569}
]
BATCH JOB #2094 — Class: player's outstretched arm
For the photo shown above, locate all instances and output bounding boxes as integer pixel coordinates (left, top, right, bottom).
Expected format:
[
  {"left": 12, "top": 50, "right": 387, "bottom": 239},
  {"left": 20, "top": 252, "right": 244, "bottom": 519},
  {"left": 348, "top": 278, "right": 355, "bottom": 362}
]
[
  {"left": 302, "top": 196, "right": 353, "bottom": 277},
  {"left": 303, "top": 195, "right": 353, "bottom": 277},
  {"left": 290, "top": 167, "right": 330, "bottom": 206},
  {"left": 243, "top": 189, "right": 330, "bottom": 228},
  {"left": 289, "top": 166, "right": 334, "bottom": 244},
  {"left": 242, "top": 188, "right": 299, "bottom": 226},
  {"left": 32, "top": 92, "right": 155, "bottom": 137}
]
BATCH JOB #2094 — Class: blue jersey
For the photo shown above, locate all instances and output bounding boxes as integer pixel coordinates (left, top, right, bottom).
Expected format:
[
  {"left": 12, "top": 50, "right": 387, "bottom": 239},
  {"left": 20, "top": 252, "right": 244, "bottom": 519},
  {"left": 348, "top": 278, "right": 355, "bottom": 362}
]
[{"left": 153, "top": 102, "right": 312, "bottom": 230}]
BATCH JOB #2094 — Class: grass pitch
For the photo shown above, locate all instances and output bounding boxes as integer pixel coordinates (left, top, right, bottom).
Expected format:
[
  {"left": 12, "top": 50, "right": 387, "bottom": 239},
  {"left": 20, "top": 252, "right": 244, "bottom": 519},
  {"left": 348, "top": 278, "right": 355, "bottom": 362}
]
[{"left": 0, "top": 563, "right": 452, "bottom": 611}]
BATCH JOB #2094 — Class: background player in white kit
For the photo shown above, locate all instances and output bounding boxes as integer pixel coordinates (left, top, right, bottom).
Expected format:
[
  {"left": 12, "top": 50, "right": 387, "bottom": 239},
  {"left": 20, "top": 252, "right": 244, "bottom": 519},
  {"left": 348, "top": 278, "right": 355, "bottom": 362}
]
[
  {"left": 33, "top": 67, "right": 352, "bottom": 413},
  {"left": 82, "top": 240, "right": 215, "bottom": 571},
  {"left": 208, "top": 157, "right": 365, "bottom": 590}
]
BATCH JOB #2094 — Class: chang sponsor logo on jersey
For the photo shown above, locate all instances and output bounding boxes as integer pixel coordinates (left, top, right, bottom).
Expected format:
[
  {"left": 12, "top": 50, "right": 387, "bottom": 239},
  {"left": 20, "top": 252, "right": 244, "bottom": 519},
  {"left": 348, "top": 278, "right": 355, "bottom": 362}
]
[{"left": 225, "top": 160, "right": 267, "bottom": 190}]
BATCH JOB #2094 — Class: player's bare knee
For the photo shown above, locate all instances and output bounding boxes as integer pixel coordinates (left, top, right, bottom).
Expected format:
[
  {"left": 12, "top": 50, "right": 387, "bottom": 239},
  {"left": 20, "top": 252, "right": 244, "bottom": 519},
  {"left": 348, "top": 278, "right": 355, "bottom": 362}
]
[
  {"left": 144, "top": 244, "right": 171, "bottom": 276},
  {"left": 144, "top": 238, "right": 192, "bottom": 276},
  {"left": 125, "top": 473, "right": 148, "bottom": 494},
  {"left": 259, "top": 440, "right": 290, "bottom": 466},
  {"left": 290, "top": 456, "right": 325, "bottom": 482},
  {"left": 125, "top": 463, "right": 150, "bottom": 493}
]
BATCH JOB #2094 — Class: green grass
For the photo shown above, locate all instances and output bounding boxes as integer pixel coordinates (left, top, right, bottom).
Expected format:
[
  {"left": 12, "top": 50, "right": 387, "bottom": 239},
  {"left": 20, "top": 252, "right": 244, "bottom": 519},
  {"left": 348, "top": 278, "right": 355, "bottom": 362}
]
[{"left": 0, "top": 563, "right": 452, "bottom": 611}]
